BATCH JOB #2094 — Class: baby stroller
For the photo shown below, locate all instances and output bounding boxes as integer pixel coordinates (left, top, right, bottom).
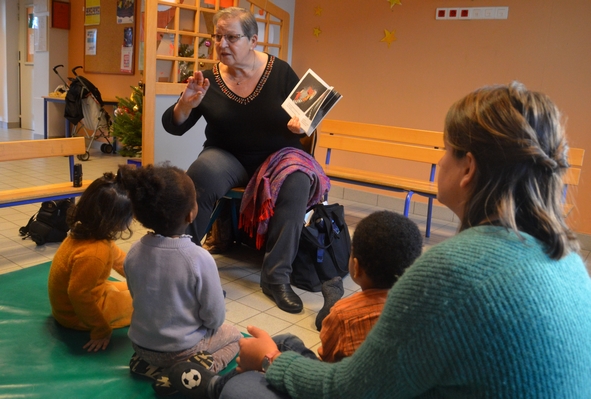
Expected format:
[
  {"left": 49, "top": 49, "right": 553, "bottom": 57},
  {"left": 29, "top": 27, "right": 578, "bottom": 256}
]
[{"left": 55, "top": 65, "right": 114, "bottom": 161}]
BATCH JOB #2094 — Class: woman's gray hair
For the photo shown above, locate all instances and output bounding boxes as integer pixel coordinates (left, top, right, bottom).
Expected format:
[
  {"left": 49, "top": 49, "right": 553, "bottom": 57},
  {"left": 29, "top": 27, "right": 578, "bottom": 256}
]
[
  {"left": 444, "top": 81, "right": 579, "bottom": 259},
  {"left": 213, "top": 7, "right": 258, "bottom": 39}
]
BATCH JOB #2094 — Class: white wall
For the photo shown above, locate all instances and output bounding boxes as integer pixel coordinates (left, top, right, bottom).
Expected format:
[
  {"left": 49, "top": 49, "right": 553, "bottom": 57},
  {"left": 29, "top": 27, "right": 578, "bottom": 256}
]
[
  {"left": 0, "top": 0, "right": 20, "bottom": 128},
  {"left": 154, "top": 95, "right": 207, "bottom": 169},
  {"left": 38, "top": 26, "right": 69, "bottom": 137}
]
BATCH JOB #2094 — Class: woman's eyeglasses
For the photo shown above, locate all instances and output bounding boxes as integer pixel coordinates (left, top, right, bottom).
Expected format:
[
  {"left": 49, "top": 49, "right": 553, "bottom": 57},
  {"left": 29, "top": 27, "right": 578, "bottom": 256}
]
[{"left": 211, "top": 34, "right": 246, "bottom": 43}]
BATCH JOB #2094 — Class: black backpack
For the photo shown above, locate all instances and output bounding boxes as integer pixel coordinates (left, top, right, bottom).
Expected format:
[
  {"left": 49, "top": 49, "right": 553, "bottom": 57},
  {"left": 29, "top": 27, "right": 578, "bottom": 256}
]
[
  {"left": 291, "top": 203, "right": 351, "bottom": 292},
  {"left": 19, "top": 199, "right": 73, "bottom": 245}
]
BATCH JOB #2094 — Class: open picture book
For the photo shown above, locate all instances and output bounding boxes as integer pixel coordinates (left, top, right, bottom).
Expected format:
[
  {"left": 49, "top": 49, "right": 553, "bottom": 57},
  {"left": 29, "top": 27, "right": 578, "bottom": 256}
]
[{"left": 282, "top": 69, "right": 342, "bottom": 136}]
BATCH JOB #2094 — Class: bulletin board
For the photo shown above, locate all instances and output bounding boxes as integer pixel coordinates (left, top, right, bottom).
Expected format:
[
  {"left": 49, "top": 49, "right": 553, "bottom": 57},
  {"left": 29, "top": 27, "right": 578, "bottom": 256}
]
[{"left": 84, "top": 0, "right": 138, "bottom": 75}]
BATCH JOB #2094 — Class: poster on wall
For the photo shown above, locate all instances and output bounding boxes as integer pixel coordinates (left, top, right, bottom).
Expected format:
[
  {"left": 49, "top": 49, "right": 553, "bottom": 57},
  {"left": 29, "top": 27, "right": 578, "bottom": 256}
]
[
  {"left": 121, "top": 46, "right": 133, "bottom": 73},
  {"left": 117, "top": 0, "right": 135, "bottom": 24},
  {"left": 121, "top": 25, "right": 134, "bottom": 72},
  {"left": 85, "top": 0, "right": 100, "bottom": 26},
  {"left": 86, "top": 29, "right": 97, "bottom": 55}
]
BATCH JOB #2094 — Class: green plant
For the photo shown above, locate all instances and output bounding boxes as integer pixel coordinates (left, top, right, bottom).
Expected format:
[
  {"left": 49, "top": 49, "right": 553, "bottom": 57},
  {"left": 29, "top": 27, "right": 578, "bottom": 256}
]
[{"left": 111, "top": 83, "right": 143, "bottom": 157}]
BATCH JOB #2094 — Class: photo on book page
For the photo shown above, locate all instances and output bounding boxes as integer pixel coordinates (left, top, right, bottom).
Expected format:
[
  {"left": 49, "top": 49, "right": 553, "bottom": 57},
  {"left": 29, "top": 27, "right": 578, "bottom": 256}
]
[{"left": 282, "top": 69, "right": 342, "bottom": 136}]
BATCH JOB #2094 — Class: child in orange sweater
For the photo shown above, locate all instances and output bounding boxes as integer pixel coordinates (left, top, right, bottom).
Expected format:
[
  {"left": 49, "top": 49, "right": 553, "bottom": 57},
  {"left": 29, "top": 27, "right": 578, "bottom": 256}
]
[{"left": 48, "top": 172, "right": 134, "bottom": 352}]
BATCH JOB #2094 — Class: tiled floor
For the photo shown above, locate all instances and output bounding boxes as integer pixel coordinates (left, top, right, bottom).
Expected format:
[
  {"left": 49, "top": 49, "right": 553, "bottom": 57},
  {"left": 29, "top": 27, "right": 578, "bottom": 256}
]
[{"left": 1, "top": 127, "right": 589, "bottom": 355}]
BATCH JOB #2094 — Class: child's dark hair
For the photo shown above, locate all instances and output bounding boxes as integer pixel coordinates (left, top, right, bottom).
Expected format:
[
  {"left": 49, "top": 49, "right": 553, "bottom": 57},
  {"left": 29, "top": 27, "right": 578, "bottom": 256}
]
[
  {"left": 116, "top": 163, "right": 196, "bottom": 236},
  {"left": 352, "top": 211, "right": 423, "bottom": 289},
  {"left": 68, "top": 172, "right": 133, "bottom": 240}
]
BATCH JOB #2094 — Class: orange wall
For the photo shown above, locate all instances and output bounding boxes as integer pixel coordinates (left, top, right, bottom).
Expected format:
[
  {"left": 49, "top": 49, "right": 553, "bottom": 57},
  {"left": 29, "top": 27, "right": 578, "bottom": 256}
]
[
  {"left": 292, "top": 0, "right": 591, "bottom": 234},
  {"left": 66, "top": 0, "right": 591, "bottom": 234},
  {"left": 68, "top": 0, "right": 142, "bottom": 101}
]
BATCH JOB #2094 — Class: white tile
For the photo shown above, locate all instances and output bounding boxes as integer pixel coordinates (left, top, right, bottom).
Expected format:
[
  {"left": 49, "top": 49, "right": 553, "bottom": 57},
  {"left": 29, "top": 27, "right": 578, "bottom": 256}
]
[
  {"left": 225, "top": 301, "right": 262, "bottom": 324},
  {"left": 218, "top": 266, "right": 255, "bottom": 282},
  {"left": 295, "top": 312, "right": 320, "bottom": 332},
  {"left": 264, "top": 306, "right": 315, "bottom": 324},
  {"left": 232, "top": 272, "right": 261, "bottom": 289},
  {"left": 298, "top": 291, "right": 325, "bottom": 313},
  {"left": 235, "top": 291, "right": 276, "bottom": 312},
  {"left": 222, "top": 280, "right": 258, "bottom": 301},
  {"left": 237, "top": 312, "right": 292, "bottom": 336}
]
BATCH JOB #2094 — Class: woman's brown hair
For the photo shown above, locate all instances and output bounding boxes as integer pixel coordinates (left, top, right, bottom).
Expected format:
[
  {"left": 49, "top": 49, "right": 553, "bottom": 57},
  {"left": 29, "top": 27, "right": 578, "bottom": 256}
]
[{"left": 444, "top": 81, "right": 579, "bottom": 259}]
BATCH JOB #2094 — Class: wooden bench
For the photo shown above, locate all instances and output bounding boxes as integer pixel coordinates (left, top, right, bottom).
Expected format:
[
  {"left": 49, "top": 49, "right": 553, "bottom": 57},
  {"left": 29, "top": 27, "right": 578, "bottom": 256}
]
[
  {"left": 0, "top": 137, "right": 93, "bottom": 208},
  {"left": 318, "top": 119, "right": 445, "bottom": 237},
  {"left": 318, "top": 120, "right": 584, "bottom": 236},
  {"left": 564, "top": 147, "right": 585, "bottom": 217}
]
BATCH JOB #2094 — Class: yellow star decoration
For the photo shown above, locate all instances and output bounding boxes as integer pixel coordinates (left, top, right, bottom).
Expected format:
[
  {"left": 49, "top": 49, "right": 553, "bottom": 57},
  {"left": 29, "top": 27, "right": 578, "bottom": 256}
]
[
  {"left": 314, "top": 6, "right": 323, "bottom": 16},
  {"left": 381, "top": 29, "right": 396, "bottom": 47},
  {"left": 387, "top": 0, "right": 402, "bottom": 8},
  {"left": 313, "top": 27, "right": 322, "bottom": 37}
]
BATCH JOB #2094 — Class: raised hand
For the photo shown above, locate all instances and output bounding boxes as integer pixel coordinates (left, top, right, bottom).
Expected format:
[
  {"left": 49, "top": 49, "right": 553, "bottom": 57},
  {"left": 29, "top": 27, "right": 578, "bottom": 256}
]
[{"left": 173, "top": 71, "right": 211, "bottom": 125}]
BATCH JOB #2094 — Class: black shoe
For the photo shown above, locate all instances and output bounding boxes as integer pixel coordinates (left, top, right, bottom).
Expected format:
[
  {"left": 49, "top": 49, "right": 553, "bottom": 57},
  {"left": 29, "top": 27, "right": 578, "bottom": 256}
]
[
  {"left": 152, "top": 372, "right": 178, "bottom": 397},
  {"left": 129, "top": 352, "right": 164, "bottom": 380},
  {"left": 186, "top": 351, "right": 214, "bottom": 371},
  {"left": 169, "top": 361, "right": 215, "bottom": 398},
  {"left": 261, "top": 283, "right": 303, "bottom": 313}
]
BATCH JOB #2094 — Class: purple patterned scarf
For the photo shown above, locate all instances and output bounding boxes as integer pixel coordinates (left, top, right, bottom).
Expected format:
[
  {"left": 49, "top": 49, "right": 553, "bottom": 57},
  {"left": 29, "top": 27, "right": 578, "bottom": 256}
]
[{"left": 239, "top": 147, "right": 330, "bottom": 249}]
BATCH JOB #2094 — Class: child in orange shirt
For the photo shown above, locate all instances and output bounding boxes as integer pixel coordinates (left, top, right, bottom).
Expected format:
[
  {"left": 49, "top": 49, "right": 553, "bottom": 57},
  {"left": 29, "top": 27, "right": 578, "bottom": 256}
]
[
  {"left": 316, "top": 210, "right": 423, "bottom": 362},
  {"left": 48, "top": 172, "right": 134, "bottom": 352}
]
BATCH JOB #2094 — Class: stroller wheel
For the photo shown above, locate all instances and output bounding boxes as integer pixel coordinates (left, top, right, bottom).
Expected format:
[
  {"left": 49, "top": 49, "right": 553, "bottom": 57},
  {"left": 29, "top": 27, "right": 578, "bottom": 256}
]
[
  {"left": 77, "top": 151, "right": 90, "bottom": 161},
  {"left": 101, "top": 143, "right": 113, "bottom": 154}
]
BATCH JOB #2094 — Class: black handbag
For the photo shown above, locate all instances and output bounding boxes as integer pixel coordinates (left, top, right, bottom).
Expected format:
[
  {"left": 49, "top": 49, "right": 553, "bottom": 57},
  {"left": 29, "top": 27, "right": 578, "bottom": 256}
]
[
  {"left": 291, "top": 203, "right": 351, "bottom": 292},
  {"left": 19, "top": 199, "right": 73, "bottom": 245}
]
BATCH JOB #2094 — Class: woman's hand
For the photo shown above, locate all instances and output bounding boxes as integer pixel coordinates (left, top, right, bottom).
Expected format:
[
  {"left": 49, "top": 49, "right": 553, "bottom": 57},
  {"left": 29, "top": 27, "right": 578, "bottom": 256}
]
[
  {"left": 173, "top": 71, "right": 211, "bottom": 125},
  {"left": 236, "top": 325, "right": 280, "bottom": 373},
  {"left": 287, "top": 116, "right": 305, "bottom": 135},
  {"left": 83, "top": 333, "right": 112, "bottom": 352}
]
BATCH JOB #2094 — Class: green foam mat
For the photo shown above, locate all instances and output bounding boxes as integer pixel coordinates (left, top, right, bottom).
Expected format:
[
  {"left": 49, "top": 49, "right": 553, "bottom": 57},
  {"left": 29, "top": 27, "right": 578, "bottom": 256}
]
[{"left": 0, "top": 262, "right": 239, "bottom": 398}]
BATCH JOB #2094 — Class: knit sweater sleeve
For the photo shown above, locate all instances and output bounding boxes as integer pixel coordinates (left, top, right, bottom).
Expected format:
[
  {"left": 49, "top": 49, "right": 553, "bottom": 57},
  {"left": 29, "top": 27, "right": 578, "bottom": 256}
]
[{"left": 266, "top": 226, "right": 591, "bottom": 398}]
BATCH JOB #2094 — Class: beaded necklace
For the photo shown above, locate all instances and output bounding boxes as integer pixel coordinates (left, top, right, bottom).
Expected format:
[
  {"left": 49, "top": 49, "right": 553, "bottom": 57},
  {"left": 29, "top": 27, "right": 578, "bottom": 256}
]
[{"left": 214, "top": 55, "right": 275, "bottom": 105}]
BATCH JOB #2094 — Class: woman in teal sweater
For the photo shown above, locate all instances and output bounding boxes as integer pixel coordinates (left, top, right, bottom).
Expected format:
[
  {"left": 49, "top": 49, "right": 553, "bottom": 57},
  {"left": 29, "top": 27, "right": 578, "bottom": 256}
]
[{"left": 173, "top": 82, "right": 591, "bottom": 398}]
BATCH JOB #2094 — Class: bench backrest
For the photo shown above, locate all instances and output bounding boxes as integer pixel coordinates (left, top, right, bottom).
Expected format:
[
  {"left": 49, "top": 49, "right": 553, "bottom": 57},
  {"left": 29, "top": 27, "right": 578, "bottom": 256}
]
[
  {"left": 564, "top": 147, "right": 584, "bottom": 186},
  {"left": 563, "top": 147, "right": 584, "bottom": 216},
  {"left": 0, "top": 137, "right": 86, "bottom": 162},
  {"left": 318, "top": 119, "right": 445, "bottom": 166}
]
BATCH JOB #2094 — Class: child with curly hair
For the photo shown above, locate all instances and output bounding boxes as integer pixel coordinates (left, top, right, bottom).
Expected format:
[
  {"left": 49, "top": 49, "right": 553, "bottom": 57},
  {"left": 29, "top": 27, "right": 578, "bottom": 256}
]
[
  {"left": 117, "top": 163, "right": 241, "bottom": 395},
  {"left": 48, "top": 172, "right": 134, "bottom": 352}
]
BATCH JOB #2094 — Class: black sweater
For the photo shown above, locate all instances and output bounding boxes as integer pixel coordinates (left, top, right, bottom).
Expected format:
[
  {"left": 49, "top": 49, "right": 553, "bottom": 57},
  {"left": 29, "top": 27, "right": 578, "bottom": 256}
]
[{"left": 162, "top": 55, "right": 303, "bottom": 176}]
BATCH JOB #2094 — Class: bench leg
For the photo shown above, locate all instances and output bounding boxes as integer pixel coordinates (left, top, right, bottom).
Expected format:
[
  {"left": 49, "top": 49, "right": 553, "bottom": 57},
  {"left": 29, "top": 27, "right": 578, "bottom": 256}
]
[
  {"left": 230, "top": 197, "right": 241, "bottom": 245},
  {"left": 405, "top": 191, "right": 432, "bottom": 238},
  {"left": 404, "top": 192, "right": 413, "bottom": 218},
  {"left": 426, "top": 197, "right": 433, "bottom": 238}
]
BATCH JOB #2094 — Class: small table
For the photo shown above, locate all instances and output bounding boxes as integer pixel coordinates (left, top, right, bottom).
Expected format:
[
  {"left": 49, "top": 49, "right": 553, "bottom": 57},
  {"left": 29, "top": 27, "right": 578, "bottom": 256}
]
[{"left": 42, "top": 96, "right": 119, "bottom": 139}]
